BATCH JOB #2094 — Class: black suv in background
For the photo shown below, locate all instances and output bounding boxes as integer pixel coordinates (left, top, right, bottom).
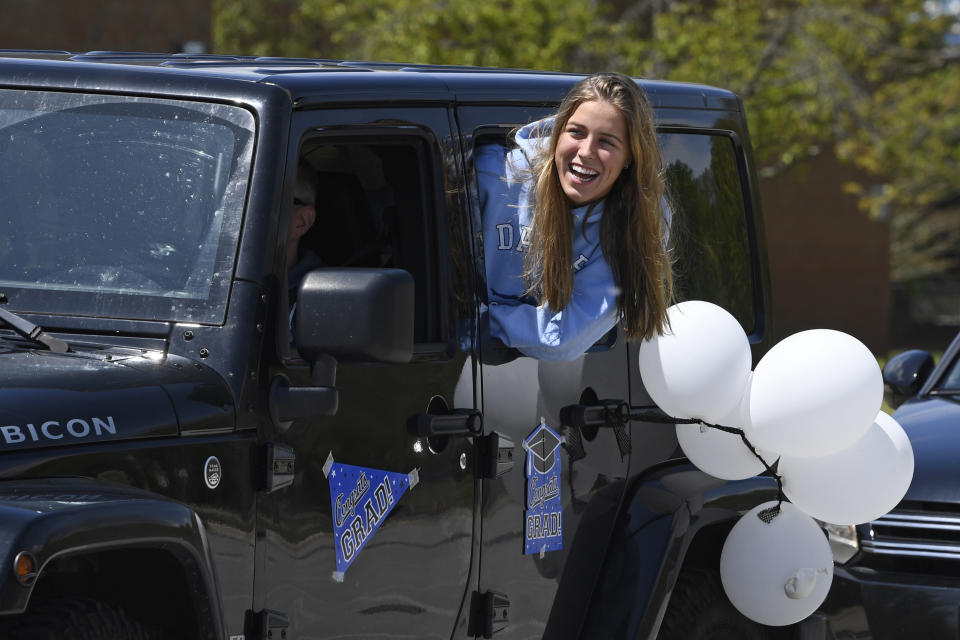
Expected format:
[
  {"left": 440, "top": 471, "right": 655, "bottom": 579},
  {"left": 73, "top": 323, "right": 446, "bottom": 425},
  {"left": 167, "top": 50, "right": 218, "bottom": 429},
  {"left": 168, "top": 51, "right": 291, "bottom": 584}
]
[
  {"left": 815, "top": 332, "right": 960, "bottom": 639},
  {"left": 0, "top": 51, "right": 780, "bottom": 639}
]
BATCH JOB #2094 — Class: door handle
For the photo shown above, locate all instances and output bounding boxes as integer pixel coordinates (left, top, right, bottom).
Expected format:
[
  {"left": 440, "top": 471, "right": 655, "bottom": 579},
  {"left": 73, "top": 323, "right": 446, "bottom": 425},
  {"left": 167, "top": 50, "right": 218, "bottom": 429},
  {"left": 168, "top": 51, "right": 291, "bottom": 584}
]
[
  {"left": 560, "top": 399, "right": 629, "bottom": 429},
  {"left": 409, "top": 409, "right": 483, "bottom": 438}
]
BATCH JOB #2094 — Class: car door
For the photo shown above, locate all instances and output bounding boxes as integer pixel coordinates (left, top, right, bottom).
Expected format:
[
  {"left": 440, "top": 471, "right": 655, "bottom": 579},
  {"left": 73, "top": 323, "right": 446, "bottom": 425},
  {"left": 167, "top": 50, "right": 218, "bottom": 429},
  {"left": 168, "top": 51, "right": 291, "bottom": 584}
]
[
  {"left": 455, "top": 104, "right": 678, "bottom": 638},
  {"left": 257, "top": 104, "right": 479, "bottom": 639}
]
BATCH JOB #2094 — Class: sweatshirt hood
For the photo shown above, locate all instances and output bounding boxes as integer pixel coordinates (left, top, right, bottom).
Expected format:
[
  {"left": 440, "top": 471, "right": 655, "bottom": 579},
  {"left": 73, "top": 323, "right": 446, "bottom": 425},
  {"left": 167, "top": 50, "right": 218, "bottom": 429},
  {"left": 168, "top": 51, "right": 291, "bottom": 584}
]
[{"left": 514, "top": 117, "right": 554, "bottom": 167}]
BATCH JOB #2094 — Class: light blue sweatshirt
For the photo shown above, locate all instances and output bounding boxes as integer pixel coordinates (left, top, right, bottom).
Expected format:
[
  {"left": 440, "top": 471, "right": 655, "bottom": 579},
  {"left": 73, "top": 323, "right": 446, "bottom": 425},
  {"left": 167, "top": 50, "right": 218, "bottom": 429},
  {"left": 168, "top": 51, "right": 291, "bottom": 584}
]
[{"left": 477, "top": 118, "right": 619, "bottom": 361}]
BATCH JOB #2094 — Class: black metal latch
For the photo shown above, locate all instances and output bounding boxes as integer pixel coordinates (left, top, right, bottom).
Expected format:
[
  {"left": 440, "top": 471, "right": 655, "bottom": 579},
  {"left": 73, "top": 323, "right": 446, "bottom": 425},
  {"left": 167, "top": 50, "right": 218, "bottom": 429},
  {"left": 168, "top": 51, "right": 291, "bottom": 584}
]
[
  {"left": 244, "top": 609, "right": 288, "bottom": 640},
  {"left": 469, "top": 591, "right": 510, "bottom": 638},
  {"left": 260, "top": 443, "right": 295, "bottom": 493},
  {"left": 476, "top": 431, "right": 515, "bottom": 479}
]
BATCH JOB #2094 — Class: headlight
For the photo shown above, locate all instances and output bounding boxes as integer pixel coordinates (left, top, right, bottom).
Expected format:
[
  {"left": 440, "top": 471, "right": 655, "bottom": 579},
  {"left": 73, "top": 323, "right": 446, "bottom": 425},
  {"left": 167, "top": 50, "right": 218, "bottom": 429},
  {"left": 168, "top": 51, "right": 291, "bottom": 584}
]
[{"left": 818, "top": 521, "right": 859, "bottom": 564}]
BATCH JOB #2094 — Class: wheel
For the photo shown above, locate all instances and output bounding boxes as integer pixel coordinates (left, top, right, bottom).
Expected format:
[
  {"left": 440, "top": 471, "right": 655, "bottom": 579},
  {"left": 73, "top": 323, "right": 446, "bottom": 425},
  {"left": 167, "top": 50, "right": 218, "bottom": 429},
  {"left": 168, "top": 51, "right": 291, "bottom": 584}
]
[
  {"left": 0, "top": 598, "right": 156, "bottom": 640},
  {"left": 658, "top": 567, "right": 770, "bottom": 640}
]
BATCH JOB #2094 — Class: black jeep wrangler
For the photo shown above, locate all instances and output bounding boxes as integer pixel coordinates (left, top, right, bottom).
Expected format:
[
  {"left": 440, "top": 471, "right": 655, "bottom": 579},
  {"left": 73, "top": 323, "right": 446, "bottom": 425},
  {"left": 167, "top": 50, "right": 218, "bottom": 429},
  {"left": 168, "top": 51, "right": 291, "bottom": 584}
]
[{"left": 0, "top": 51, "right": 785, "bottom": 639}]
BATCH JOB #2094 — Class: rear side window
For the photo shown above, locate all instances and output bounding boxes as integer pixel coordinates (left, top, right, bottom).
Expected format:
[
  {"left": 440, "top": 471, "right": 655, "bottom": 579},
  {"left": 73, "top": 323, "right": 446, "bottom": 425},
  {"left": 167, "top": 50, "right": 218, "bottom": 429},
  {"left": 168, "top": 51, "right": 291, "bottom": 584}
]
[{"left": 661, "top": 131, "right": 756, "bottom": 333}]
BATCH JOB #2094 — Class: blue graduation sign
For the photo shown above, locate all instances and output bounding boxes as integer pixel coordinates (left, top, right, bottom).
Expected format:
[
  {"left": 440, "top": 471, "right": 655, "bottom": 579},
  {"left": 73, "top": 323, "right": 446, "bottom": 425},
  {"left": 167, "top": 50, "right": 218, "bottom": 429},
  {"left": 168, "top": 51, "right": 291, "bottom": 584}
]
[
  {"left": 323, "top": 452, "right": 419, "bottom": 581},
  {"left": 523, "top": 420, "right": 563, "bottom": 555}
]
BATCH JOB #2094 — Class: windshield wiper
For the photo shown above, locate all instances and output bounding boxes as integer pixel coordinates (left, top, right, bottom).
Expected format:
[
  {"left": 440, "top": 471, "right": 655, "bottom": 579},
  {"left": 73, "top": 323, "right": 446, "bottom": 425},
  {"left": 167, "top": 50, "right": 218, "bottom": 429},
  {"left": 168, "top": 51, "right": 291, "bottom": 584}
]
[{"left": 0, "top": 293, "right": 69, "bottom": 353}]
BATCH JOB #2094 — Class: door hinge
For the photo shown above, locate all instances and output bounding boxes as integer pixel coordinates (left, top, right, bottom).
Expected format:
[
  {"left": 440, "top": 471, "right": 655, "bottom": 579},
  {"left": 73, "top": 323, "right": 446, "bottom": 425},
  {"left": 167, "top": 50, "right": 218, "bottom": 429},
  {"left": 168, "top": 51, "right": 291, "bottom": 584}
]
[
  {"left": 261, "top": 443, "right": 295, "bottom": 493},
  {"left": 243, "top": 609, "right": 288, "bottom": 640},
  {"left": 476, "top": 431, "right": 515, "bottom": 479},
  {"left": 469, "top": 591, "right": 509, "bottom": 638}
]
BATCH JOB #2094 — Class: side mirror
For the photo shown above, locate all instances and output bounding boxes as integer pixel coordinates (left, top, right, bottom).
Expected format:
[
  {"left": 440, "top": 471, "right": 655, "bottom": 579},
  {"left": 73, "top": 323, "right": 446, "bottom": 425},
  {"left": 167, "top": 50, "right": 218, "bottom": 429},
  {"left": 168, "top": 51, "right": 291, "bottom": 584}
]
[
  {"left": 882, "top": 349, "right": 935, "bottom": 409},
  {"left": 295, "top": 268, "right": 415, "bottom": 364},
  {"left": 271, "top": 268, "right": 415, "bottom": 430}
]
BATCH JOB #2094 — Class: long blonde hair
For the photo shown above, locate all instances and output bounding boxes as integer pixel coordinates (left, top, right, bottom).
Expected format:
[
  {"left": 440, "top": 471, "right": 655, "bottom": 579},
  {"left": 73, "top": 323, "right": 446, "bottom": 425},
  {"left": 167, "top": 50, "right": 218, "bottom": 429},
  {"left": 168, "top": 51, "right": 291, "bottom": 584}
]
[{"left": 524, "top": 72, "right": 673, "bottom": 340}]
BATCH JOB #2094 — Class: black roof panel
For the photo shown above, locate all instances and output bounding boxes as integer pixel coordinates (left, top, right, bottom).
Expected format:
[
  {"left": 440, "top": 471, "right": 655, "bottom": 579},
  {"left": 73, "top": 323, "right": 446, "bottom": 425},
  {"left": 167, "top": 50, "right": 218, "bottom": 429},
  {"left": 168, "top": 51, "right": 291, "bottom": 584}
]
[{"left": 0, "top": 51, "right": 740, "bottom": 111}]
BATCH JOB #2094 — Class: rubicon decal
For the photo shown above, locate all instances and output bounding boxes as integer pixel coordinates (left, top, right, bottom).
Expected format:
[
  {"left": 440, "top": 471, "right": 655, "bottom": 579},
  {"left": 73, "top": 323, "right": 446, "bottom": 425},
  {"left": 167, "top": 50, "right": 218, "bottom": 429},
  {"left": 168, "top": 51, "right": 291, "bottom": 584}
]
[
  {"left": 1, "top": 416, "right": 117, "bottom": 445},
  {"left": 323, "top": 452, "right": 419, "bottom": 582},
  {"left": 523, "top": 420, "right": 563, "bottom": 556}
]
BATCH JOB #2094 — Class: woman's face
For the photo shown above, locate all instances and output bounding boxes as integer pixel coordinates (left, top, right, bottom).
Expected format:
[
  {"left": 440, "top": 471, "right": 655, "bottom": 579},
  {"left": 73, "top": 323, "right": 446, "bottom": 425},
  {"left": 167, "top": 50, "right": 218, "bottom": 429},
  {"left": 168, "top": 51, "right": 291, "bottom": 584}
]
[{"left": 554, "top": 99, "right": 631, "bottom": 206}]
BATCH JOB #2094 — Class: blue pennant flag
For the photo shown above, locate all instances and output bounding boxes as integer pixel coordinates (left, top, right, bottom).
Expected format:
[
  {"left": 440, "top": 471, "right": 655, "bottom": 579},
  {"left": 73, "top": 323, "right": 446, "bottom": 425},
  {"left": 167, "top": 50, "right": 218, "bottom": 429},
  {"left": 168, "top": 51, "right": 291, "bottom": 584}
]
[
  {"left": 324, "top": 452, "right": 419, "bottom": 581},
  {"left": 523, "top": 420, "right": 563, "bottom": 555}
]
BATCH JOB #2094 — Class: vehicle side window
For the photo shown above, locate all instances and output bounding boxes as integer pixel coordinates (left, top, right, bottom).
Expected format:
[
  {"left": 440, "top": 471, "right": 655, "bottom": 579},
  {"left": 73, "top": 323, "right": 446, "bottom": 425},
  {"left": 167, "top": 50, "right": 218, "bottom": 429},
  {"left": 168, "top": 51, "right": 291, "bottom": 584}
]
[
  {"left": 661, "top": 131, "right": 757, "bottom": 333},
  {"left": 294, "top": 137, "right": 442, "bottom": 345},
  {"left": 939, "top": 354, "right": 960, "bottom": 390}
]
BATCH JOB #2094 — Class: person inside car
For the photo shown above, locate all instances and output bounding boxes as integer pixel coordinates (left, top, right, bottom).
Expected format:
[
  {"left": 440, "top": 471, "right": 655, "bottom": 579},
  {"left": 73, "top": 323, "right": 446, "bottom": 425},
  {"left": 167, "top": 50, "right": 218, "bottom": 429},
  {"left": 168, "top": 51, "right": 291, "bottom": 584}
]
[
  {"left": 288, "top": 160, "right": 324, "bottom": 303},
  {"left": 477, "top": 71, "right": 674, "bottom": 360},
  {"left": 287, "top": 161, "right": 325, "bottom": 342}
]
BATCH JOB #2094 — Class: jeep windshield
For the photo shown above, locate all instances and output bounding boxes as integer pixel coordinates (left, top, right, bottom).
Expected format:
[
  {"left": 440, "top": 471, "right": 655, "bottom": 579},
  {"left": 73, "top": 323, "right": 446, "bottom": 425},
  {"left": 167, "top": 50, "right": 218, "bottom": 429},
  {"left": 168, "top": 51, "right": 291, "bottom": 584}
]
[{"left": 0, "top": 90, "right": 254, "bottom": 325}]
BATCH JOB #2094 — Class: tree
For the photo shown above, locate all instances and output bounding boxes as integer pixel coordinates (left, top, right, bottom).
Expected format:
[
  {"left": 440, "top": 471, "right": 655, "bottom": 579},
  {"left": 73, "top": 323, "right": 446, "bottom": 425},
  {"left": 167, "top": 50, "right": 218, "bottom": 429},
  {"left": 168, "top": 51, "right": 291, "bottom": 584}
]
[
  {"left": 619, "top": 0, "right": 960, "bottom": 282},
  {"left": 214, "top": 0, "right": 617, "bottom": 67},
  {"left": 212, "top": 0, "right": 960, "bottom": 282}
]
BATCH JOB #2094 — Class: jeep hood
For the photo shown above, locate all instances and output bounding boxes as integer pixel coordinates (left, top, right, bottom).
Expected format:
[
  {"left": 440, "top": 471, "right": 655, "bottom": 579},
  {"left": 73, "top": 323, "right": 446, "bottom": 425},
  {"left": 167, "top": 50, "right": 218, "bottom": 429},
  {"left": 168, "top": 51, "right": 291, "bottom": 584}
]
[{"left": 0, "top": 346, "right": 235, "bottom": 451}]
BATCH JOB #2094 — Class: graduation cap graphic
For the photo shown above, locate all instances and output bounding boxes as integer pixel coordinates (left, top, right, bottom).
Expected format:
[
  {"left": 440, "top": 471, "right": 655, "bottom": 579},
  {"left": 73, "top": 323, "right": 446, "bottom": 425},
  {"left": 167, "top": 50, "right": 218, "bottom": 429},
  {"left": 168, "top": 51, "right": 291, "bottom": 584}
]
[
  {"left": 523, "top": 421, "right": 562, "bottom": 474},
  {"left": 522, "top": 420, "right": 564, "bottom": 555}
]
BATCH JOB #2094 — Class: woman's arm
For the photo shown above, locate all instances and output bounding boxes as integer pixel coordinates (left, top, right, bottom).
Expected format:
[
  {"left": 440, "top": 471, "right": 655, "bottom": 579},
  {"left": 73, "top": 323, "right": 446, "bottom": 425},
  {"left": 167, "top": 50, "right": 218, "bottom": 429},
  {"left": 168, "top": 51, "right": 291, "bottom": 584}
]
[{"left": 487, "top": 251, "right": 619, "bottom": 361}]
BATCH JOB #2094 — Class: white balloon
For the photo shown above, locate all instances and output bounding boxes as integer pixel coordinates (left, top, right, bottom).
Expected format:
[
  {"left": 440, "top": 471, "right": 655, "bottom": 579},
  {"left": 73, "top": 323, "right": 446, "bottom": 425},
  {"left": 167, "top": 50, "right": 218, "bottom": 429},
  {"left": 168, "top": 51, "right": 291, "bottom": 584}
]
[
  {"left": 638, "top": 301, "right": 751, "bottom": 423},
  {"left": 780, "top": 411, "right": 914, "bottom": 525},
  {"left": 720, "top": 501, "right": 834, "bottom": 626},
  {"left": 675, "top": 381, "right": 774, "bottom": 480},
  {"left": 744, "top": 329, "right": 882, "bottom": 458},
  {"left": 677, "top": 423, "right": 766, "bottom": 480}
]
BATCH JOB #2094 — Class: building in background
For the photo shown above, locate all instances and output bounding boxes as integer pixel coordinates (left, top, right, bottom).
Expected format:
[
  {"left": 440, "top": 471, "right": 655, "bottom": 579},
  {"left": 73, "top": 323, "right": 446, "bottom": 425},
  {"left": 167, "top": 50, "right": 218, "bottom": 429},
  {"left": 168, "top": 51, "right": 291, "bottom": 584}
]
[
  {"left": 0, "top": 0, "right": 211, "bottom": 54},
  {"left": 760, "top": 152, "right": 892, "bottom": 354}
]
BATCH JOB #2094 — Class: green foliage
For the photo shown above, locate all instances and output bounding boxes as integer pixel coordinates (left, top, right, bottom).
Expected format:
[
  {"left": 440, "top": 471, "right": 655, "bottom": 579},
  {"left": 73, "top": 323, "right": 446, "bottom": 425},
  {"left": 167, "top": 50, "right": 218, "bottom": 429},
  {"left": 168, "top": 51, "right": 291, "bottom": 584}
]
[
  {"left": 213, "top": 0, "right": 960, "bottom": 282},
  {"left": 331, "top": 0, "right": 609, "bottom": 70},
  {"left": 632, "top": 0, "right": 960, "bottom": 282},
  {"left": 215, "top": 0, "right": 618, "bottom": 69}
]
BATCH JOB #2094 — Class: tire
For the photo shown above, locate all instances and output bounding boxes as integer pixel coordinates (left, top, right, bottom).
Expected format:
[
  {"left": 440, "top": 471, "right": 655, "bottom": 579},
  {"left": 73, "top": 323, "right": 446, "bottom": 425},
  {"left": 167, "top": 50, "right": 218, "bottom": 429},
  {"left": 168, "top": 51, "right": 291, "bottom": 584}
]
[
  {"left": 658, "top": 568, "right": 770, "bottom": 640},
  {"left": 0, "top": 597, "right": 156, "bottom": 640}
]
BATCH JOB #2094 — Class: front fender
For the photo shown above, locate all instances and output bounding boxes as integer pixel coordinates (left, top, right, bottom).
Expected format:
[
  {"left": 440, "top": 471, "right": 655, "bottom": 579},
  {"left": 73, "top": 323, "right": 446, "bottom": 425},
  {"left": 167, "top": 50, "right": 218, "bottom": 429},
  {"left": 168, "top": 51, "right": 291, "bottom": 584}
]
[
  {"left": 580, "top": 461, "right": 779, "bottom": 639},
  {"left": 0, "top": 477, "right": 221, "bottom": 637}
]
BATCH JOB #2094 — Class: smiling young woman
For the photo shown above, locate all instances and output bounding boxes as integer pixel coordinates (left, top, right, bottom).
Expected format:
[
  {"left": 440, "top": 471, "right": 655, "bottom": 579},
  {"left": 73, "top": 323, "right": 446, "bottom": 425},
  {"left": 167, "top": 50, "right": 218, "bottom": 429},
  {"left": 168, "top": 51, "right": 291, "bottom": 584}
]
[
  {"left": 553, "top": 99, "right": 631, "bottom": 206},
  {"left": 477, "top": 72, "right": 673, "bottom": 360}
]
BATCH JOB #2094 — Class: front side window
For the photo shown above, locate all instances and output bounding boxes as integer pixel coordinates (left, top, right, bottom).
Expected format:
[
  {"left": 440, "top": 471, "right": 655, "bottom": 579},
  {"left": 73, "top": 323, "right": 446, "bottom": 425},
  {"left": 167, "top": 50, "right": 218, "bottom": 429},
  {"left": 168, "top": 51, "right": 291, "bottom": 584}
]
[
  {"left": 0, "top": 90, "right": 255, "bottom": 324},
  {"left": 294, "top": 136, "right": 442, "bottom": 345}
]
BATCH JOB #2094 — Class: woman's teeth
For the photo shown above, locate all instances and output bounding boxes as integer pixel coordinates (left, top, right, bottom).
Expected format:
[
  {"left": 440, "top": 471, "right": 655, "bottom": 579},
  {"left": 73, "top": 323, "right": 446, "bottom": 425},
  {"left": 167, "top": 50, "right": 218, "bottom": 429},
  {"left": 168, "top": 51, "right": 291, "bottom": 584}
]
[{"left": 571, "top": 164, "right": 598, "bottom": 181}]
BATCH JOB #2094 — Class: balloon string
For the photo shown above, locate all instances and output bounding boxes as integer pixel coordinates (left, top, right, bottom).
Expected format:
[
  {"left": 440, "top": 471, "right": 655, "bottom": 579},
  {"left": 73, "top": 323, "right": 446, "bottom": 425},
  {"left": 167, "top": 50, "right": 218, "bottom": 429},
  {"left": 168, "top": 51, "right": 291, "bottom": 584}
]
[
  {"left": 726, "top": 426, "right": 784, "bottom": 521},
  {"left": 626, "top": 408, "right": 784, "bottom": 521}
]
